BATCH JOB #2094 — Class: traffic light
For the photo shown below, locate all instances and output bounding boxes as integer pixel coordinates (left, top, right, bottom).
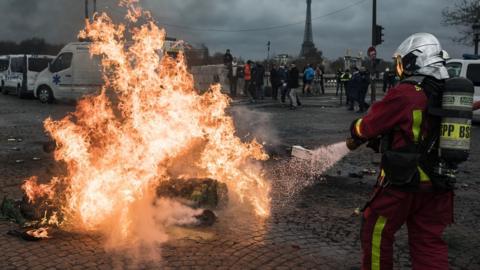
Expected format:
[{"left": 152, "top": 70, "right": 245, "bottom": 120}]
[{"left": 374, "top": 25, "right": 384, "bottom": 46}]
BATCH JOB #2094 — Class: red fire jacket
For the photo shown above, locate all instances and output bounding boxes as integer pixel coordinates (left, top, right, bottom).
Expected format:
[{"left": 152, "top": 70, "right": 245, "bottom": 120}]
[
  {"left": 352, "top": 82, "right": 428, "bottom": 148},
  {"left": 352, "top": 82, "right": 431, "bottom": 182}
]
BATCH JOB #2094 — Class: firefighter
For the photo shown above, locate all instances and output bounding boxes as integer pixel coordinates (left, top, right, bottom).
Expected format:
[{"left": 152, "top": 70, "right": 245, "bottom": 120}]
[{"left": 347, "top": 33, "right": 455, "bottom": 270}]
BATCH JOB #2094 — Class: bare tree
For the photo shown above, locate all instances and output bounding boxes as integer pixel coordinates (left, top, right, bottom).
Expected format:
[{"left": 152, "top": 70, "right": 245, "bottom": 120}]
[{"left": 442, "top": 0, "right": 480, "bottom": 45}]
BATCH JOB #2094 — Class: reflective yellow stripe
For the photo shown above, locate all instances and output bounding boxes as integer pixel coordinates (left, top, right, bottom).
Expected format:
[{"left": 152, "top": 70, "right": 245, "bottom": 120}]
[
  {"left": 378, "top": 169, "right": 386, "bottom": 186},
  {"left": 418, "top": 166, "right": 430, "bottom": 182},
  {"left": 412, "top": 110, "right": 422, "bottom": 143},
  {"left": 372, "top": 216, "right": 387, "bottom": 270},
  {"left": 355, "top": 119, "right": 363, "bottom": 137}
]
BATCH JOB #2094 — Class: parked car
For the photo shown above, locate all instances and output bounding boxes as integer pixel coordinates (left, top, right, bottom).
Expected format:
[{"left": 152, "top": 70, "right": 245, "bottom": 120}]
[
  {"left": 446, "top": 56, "right": 480, "bottom": 122},
  {"left": 34, "top": 42, "right": 103, "bottom": 103},
  {"left": 1, "top": 54, "right": 54, "bottom": 98}
]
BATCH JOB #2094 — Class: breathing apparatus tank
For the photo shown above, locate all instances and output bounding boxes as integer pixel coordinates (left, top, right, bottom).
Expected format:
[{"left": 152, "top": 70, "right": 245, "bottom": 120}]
[{"left": 437, "top": 77, "right": 474, "bottom": 174}]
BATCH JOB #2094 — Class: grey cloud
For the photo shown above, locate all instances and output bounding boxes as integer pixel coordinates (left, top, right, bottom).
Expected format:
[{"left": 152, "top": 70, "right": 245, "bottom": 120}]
[{"left": 0, "top": 0, "right": 474, "bottom": 61}]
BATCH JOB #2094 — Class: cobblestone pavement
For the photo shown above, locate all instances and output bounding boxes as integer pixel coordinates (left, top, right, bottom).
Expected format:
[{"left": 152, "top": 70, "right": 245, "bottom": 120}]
[{"left": 1, "top": 90, "right": 479, "bottom": 269}]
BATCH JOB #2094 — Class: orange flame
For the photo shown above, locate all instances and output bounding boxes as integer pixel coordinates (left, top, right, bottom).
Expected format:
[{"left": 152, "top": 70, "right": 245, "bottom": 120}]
[
  {"left": 22, "top": 176, "right": 55, "bottom": 203},
  {"left": 26, "top": 227, "right": 50, "bottom": 239},
  {"left": 23, "top": 1, "right": 270, "bottom": 243}
]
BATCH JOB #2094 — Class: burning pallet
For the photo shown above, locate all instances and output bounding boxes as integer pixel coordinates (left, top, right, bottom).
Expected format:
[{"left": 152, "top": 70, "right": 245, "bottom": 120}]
[{"left": 156, "top": 178, "right": 228, "bottom": 209}]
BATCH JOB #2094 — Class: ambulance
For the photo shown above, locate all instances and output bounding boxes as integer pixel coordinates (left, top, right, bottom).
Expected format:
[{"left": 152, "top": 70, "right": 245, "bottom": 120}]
[
  {"left": 34, "top": 38, "right": 184, "bottom": 103},
  {"left": 33, "top": 42, "right": 102, "bottom": 103}
]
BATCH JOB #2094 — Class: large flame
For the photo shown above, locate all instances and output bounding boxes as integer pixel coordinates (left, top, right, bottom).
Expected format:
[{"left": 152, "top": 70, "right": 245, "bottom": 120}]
[{"left": 22, "top": 1, "right": 270, "bottom": 243}]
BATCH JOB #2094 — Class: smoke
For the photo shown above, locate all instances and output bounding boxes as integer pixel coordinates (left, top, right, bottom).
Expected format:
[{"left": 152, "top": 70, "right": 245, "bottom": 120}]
[
  {"left": 272, "top": 142, "right": 350, "bottom": 205},
  {"left": 230, "top": 106, "right": 280, "bottom": 147},
  {"left": 103, "top": 191, "right": 204, "bottom": 262}
]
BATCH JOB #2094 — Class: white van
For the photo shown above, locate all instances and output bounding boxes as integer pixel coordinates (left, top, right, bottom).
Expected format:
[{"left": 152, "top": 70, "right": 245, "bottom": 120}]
[
  {"left": 1, "top": 55, "right": 54, "bottom": 98},
  {"left": 446, "top": 57, "right": 480, "bottom": 122},
  {"left": 34, "top": 42, "right": 102, "bottom": 103},
  {"left": 0, "top": 56, "right": 8, "bottom": 83}
]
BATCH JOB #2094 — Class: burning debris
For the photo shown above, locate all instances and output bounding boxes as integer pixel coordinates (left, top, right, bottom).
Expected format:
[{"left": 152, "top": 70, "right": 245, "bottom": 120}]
[
  {"left": 1, "top": 195, "right": 60, "bottom": 241},
  {"left": 156, "top": 178, "right": 228, "bottom": 209},
  {"left": 25, "top": 227, "right": 50, "bottom": 239},
  {"left": 17, "top": 0, "right": 271, "bottom": 247},
  {"left": 7, "top": 228, "right": 50, "bottom": 241}
]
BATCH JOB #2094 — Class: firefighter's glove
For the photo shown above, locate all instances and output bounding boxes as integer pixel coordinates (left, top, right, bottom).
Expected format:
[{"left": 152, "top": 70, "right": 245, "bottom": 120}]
[
  {"left": 347, "top": 119, "right": 366, "bottom": 151},
  {"left": 346, "top": 137, "right": 364, "bottom": 151}
]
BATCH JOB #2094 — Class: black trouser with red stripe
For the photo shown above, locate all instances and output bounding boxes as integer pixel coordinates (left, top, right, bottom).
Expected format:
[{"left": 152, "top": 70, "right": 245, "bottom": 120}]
[{"left": 361, "top": 187, "right": 453, "bottom": 270}]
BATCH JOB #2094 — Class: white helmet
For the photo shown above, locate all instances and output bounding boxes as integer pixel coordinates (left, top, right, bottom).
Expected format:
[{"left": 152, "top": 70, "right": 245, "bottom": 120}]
[{"left": 393, "top": 33, "right": 449, "bottom": 80}]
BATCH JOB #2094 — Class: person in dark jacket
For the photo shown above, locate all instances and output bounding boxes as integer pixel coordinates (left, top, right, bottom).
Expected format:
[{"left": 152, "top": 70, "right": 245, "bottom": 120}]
[
  {"left": 349, "top": 67, "right": 370, "bottom": 112},
  {"left": 348, "top": 67, "right": 361, "bottom": 111},
  {"left": 223, "top": 49, "right": 233, "bottom": 66},
  {"left": 270, "top": 64, "right": 281, "bottom": 100},
  {"left": 357, "top": 68, "right": 371, "bottom": 113},
  {"left": 301, "top": 67, "right": 306, "bottom": 94},
  {"left": 250, "top": 62, "right": 258, "bottom": 101},
  {"left": 278, "top": 65, "right": 289, "bottom": 103},
  {"left": 255, "top": 62, "right": 265, "bottom": 100},
  {"left": 383, "top": 68, "right": 397, "bottom": 92},
  {"left": 287, "top": 64, "right": 301, "bottom": 109},
  {"left": 382, "top": 68, "right": 389, "bottom": 92},
  {"left": 336, "top": 69, "right": 343, "bottom": 96},
  {"left": 315, "top": 65, "right": 325, "bottom": 95},
  {"left": 341, "top": 69, "right": 352, "bottom": 106}
]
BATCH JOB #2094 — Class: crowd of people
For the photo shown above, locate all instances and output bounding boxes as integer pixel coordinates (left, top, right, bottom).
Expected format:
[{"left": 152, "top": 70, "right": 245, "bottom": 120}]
[
  {"left": 225, "top": 49, "right": 330, "bottom": 110},
  {"left": 224, "top": 49, "right": 299, "bottom": 109},
  {"left": 224, "top": 49, "right": 398, "bottom": 114}
]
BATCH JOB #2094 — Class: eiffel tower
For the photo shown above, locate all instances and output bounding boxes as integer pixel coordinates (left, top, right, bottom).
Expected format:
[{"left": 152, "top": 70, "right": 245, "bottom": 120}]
[{"left": 300, "top": 0, "right": 317, "bottom": 57}]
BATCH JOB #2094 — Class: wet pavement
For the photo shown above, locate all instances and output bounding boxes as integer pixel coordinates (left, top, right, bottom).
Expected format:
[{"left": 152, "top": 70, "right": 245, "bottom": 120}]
[{"left": 1, "top": 89, "right": 479, "bottom": 269}]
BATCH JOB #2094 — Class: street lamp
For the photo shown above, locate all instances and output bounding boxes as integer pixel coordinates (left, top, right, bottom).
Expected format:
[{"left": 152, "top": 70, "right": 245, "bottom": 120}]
[{"left": 473, "top": 19, "right": 480, "bottom": 55}]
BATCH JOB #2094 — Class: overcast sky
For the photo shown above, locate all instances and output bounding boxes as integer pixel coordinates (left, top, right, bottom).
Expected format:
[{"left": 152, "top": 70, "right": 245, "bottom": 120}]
[{"left": 0, "top": 0, "right": 474, "bottom": 61}]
